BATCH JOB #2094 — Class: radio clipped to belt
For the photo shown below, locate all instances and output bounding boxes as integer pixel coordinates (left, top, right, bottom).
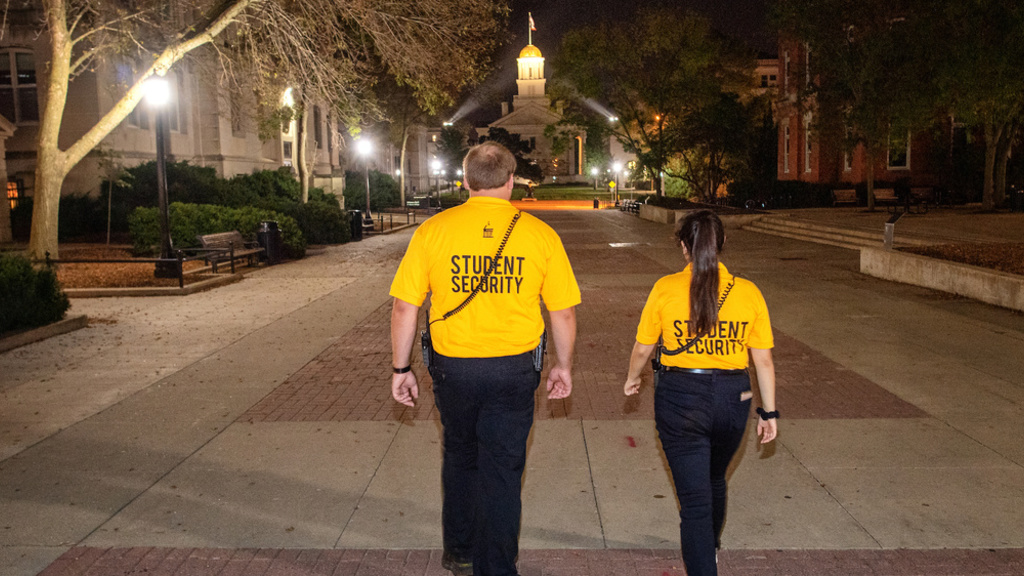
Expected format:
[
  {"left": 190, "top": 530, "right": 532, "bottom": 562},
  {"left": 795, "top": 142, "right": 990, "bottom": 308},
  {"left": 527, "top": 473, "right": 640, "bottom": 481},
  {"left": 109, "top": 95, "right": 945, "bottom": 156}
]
[
  {"left": 421, "top": 211, "right": 546, "bottom": 373},
  {"left": 651, "top": 276, "right": 735, "bottom": 387}
]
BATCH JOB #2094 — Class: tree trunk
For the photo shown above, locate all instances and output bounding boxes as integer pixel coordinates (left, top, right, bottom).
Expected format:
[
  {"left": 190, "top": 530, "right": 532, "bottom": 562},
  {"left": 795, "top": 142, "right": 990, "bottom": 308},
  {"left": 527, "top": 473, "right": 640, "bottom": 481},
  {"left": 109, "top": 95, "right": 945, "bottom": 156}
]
[
  {"left": 28, "top": 0, "right": 73, "bottom": 261},
  {"left": 994, "top": 120, "right": 1017, "bottom": 208},
  {"left": 296, "top": 106, "right": 309, "bottom": 203},
  {"left": 399, "top": 127, "right": 410, "bottom": 208},
  {"left": 865, "top": 145, "right": 876, "bottom": 212},
  {"left": 982, "top": 122, "right": 1001, "bottom": 211}
]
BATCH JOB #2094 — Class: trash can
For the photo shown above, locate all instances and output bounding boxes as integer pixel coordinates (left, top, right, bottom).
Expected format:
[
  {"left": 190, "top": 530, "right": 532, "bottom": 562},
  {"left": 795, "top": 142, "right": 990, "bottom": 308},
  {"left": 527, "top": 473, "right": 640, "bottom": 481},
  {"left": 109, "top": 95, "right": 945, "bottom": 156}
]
[
  {"left": 350, "top": 210, "right": 363, "bottom": 241},
  {"left": 1012, "top": 189, "right": 1024, "bottom": 212},
  {"left": 257, "top": 220, "right": 283, "bottom": 265}
]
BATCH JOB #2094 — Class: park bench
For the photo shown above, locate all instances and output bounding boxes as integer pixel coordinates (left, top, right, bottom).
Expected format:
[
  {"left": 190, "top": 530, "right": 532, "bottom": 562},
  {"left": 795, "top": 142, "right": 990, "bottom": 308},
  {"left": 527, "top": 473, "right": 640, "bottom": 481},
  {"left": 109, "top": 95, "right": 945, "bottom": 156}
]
[
  {"left": 196, "top": 230, "right": 264, "bottom": 273},
  {"left": 873, "top": 188, "right": 899, "bottom": 211},
  {"left": 909, "top": 187, "right": 936, "bottom": 213},
  {"left": 832, "top": 189, "right": 857, "bottom": 206}
]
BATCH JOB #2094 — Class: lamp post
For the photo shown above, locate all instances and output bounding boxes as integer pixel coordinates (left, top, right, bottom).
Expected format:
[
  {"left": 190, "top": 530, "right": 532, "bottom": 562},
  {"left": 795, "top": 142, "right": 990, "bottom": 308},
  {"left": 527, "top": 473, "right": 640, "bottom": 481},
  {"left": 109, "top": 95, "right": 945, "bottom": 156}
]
[
  {"left": 356, "top": 138, "right": 373, "bottom": 227},
  {"left": 431, "top": 159, "right": 442, "bottom": 207},
  {"left": 612, "top": 161, "right": 622, "bottom": 204},
  {"left": 591, "top": 167, "right": 599, "bottom": 191},
  {"left": 145, "top": 77, "right": 176, "bottom": 278}
]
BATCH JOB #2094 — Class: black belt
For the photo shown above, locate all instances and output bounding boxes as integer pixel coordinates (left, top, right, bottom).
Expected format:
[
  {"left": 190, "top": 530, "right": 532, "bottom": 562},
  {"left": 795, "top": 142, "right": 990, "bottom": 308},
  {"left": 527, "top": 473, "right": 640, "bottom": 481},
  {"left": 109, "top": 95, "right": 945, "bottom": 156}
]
[{"left": 660, "top": 367, "right": 747, "bottom": 375}]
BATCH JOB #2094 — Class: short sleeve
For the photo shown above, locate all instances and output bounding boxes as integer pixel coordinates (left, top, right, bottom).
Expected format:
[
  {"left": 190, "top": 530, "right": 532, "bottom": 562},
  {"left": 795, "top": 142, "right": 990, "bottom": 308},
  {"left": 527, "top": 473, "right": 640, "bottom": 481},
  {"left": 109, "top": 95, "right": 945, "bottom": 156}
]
[
  {"left": 540, "top": 235, "right": 581, "bottom": 311},
  {"left": 635, "top": 284, "right": 663, "bottom": 345},
  {"left": 389, "top": 226, "right": 432, "bottom": 306},
  {"left": 746, "top": 285, "right": 774, "bottom": 349}
]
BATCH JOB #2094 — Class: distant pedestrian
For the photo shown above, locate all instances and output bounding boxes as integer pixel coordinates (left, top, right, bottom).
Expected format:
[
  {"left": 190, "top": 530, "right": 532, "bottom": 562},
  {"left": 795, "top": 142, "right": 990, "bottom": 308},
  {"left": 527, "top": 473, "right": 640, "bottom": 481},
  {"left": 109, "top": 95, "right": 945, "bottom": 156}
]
[
  {"left": 623, "top": 209, "right": 778, "bottom": 576},
  {"left": 389, "top": 141, "right": 581, "bottom": 576}
]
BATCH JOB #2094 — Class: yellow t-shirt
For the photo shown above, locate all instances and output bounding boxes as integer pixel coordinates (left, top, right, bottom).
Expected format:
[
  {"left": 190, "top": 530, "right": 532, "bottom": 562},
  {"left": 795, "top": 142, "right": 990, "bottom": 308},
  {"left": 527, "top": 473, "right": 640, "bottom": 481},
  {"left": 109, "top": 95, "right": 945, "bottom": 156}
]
[
  {"left": 390, "top": 196, "right": 581, "bottom": 358},
  {"left": 636, "top": 263, "right": 773, "bottom": 369}
]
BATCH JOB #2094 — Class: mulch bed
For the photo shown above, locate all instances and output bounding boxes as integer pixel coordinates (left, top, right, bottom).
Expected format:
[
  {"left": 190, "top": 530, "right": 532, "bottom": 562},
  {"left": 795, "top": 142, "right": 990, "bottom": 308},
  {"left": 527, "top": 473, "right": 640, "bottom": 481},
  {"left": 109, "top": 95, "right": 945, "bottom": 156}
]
[
  {"left": 54, "top": 246, "right": 218, "bottom": 289},
  {"left": 901, "top": 243, "right": 1024, "bottom": 276}
]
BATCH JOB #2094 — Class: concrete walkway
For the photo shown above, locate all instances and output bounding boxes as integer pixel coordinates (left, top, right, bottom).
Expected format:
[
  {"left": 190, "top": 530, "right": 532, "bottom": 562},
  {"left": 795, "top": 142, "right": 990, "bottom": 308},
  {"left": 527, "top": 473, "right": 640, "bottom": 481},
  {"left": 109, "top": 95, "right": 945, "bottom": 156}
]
[{"left": 1, "top": 207, "right": 1023, "bottom": 575}]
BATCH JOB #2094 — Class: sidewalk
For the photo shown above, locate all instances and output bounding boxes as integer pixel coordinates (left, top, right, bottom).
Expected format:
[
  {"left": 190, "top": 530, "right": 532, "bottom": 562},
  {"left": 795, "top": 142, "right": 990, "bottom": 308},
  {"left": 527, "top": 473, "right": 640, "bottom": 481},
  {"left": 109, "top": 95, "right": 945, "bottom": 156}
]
[{"left": 2, "top": 207, "right": 1023, "bottom": 575}]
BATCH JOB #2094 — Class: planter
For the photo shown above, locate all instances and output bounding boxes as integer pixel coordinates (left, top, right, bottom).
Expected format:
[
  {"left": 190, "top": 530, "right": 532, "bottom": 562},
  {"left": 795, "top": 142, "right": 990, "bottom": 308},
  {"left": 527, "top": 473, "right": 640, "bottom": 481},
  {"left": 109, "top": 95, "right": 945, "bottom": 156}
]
[{"left": 860, "top": 247, "right": 1024, "bottom": 312}]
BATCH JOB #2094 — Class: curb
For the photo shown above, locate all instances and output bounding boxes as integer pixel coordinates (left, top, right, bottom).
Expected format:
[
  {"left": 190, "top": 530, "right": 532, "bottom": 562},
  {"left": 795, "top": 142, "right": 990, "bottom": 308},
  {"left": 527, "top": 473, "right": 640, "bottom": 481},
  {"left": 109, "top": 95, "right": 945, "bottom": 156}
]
[
  {"left": 0, "top": 314, "right": 89, "bottom": 353},
  {"left": 860, "top": 247, "right": 1024, "bottom": 312},
  {"left": 64, "top": 273, "right": 243, "bottom": 298}
]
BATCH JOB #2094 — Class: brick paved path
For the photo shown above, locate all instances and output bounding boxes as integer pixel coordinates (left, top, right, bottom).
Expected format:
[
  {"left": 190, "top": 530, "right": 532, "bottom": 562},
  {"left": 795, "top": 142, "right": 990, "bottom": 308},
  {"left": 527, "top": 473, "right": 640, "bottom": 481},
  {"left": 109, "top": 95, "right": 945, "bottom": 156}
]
[
  {"left": 34, "top": 208, "right": 1024, "bottom": 575},
  {"left": 39, "top": 547, "right": 1024, "bottom": 575}
]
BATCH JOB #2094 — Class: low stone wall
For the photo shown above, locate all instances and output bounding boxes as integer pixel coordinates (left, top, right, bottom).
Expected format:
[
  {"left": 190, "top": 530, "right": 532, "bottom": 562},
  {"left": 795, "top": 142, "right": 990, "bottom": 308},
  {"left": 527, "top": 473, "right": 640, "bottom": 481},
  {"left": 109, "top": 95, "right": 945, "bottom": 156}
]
[
  {"left": 860, "top": 247, "right": 1024, "bottom": 312},
  {"left": 637, "top": 205, "right": 765, "bottom": 229}
]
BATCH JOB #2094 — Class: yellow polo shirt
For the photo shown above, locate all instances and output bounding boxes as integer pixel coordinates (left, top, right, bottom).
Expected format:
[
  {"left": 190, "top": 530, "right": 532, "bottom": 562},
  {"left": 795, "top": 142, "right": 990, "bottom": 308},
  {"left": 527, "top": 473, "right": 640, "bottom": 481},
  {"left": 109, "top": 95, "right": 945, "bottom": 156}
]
[
  {"left": 390, "top": 196, "right": 581, "bottom": 358},
  {"left": 636, "top": 263, "right": 773, "bottom": 369}
]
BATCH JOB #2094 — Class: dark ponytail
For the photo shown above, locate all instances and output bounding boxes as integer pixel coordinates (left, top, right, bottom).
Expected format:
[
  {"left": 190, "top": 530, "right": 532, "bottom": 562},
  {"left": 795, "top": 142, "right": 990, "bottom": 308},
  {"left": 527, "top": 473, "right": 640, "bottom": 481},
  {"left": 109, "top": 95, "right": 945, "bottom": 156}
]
[{"left": 676, "top": 210, "right": 725, "bottom": 337}]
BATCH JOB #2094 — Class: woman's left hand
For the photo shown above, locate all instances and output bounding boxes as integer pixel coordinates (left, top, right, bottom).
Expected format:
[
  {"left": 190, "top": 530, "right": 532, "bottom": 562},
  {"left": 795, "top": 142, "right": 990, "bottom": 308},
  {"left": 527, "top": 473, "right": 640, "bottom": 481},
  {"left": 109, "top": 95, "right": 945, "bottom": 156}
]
[{"left": 757, "top": 418, "right": 777, "bottom": 444}]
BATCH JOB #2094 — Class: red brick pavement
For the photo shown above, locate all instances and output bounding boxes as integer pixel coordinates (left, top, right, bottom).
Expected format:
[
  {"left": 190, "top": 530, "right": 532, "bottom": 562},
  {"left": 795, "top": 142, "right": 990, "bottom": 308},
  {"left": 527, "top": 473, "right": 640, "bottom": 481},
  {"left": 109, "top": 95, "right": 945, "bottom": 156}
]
[
  {"left": 239, "top": 280, "right": 924, "bottom": 423},
  {"left": 39, "top": 547, "right": 1024, "bottom": 575}
]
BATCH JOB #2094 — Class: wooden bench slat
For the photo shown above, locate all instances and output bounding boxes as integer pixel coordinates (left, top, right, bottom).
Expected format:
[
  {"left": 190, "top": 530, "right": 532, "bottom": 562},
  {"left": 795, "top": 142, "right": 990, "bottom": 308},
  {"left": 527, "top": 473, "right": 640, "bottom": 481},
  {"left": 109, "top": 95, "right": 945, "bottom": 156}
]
[{"left": 196, "top": 230, "right": 264, "bottom": 272}]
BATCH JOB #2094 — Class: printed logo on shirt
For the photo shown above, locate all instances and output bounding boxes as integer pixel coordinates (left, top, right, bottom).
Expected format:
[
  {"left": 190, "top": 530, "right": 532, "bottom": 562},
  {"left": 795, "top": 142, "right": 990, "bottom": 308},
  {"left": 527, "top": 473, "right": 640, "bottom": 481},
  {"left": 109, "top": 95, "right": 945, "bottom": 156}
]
[
  {"left": 671, "top": 320, "right": 750, "bottom": 355},
  {"left": 483, "top": 222, "right": 494, "bottom": 238},
  {"left": 451, "top": 254, "right": 526, "bottom": 294}
]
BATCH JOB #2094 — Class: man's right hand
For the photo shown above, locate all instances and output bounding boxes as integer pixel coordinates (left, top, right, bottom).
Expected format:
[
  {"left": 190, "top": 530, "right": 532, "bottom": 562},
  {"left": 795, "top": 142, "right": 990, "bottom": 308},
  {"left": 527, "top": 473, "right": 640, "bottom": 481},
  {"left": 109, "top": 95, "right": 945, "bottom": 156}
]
[
  {"left": 392, "top": 372, "right": 419, "bottom": 407},
  {"left": 546, "top": 366, "right": 572, "bottom": 399}
]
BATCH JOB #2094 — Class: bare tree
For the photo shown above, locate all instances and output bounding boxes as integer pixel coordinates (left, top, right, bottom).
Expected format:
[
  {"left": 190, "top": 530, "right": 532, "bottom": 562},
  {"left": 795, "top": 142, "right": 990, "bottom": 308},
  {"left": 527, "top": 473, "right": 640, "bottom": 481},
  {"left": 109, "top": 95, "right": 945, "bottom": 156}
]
[{"left": 17, "top": 0, "right": 504, "bottom": 259}]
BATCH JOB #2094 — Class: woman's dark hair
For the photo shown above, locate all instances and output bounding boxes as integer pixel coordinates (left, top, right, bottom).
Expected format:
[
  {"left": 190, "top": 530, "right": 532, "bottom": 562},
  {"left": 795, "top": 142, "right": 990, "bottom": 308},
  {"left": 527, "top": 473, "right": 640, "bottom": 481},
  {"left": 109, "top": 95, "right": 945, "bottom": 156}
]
[{"left": 675, "top": 210, "right": 726, "bottom": 337}]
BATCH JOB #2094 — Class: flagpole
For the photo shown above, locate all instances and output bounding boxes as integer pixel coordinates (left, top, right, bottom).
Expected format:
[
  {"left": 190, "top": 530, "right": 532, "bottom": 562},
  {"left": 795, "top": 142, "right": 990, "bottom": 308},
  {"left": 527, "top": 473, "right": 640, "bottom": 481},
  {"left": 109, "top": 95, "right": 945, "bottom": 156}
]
[{"left": 529, "top": 12, "right": 533, "bottom": 45}]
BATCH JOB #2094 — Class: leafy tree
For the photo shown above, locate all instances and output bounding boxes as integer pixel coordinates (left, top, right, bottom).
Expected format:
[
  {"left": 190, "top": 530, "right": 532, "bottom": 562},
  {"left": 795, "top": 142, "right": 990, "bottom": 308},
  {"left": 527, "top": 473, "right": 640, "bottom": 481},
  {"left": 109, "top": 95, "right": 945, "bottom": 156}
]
[
  {"left": 16, "top": 0, "right": 505, "bottom": 260},
  {"left": 435, "top": 125, "right": 470, "bottom": 177},
  {"left": 928, "top": 0, "right": 1024, "bottom": 209},
  {"left": 553, "top": 8, "right": 753, "bottom": 196},
  {"left": 343, "top": 170, "right": 401, "bottom": 212},
  {"left": 774, "top": 0, "right": 938, "bottom": 210},
  {"left": 482, "top": 128, "right": 543, "bottom": 184},
  {"left": 672, "top": 93, "right": 756, "bottom": 202}
]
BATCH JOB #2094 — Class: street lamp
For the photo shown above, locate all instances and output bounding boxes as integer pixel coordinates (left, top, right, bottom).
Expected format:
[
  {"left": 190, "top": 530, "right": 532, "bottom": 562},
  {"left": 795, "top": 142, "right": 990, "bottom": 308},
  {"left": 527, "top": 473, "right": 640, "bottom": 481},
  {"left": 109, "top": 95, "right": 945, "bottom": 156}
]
[
  {"left": 612, "top": 162, "right": 622, "bottom": 204},
  {"left": 431, "top": 159, "right": 442, "bottom": 206},
  {"left": 145, "top": 77, "right": 176, "bottom": 278},
  {"left": 356, "top": 138, "right": 373, "bottom": 227},
  {"left": 590, "top": 167, "right": 599, "bottom": 190}
]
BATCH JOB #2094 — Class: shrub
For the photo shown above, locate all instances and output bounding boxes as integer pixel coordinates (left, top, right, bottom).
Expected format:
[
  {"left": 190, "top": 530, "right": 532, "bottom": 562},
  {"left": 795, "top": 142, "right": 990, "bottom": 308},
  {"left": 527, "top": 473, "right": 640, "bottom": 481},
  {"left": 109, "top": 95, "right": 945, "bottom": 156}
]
[
  {"left": 287, "top": 201, "right": 350, "bottom": 245},
  {"left": 343, "top": 170, "right": 401, "bottom": 212},
  {"left": 10, "top": 196, "right": 109, "bottom": 241},
  {"left": 129, "top": 203, "right": 306, "bottom": 259},
  {"left": 438, "top": 194, "right": 466, "bottom": 209},
  {"left": 0, "top": 253, "right": 70, "bottom": 334}
]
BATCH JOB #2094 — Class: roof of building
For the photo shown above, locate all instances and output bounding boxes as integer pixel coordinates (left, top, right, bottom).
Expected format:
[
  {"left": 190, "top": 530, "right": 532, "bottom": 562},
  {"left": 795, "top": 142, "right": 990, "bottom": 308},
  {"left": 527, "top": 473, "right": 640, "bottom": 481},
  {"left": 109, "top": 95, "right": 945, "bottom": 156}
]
[{"left": 519, "top": 44, "right": 543, "bottom": 59}]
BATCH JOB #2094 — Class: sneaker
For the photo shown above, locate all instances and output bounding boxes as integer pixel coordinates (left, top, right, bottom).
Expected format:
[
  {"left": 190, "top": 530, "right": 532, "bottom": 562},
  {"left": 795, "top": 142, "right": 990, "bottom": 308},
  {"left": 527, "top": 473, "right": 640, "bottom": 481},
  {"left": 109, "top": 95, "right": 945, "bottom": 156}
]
[{"left": 441, "top": 550, "right": 473, "bottom": 576}]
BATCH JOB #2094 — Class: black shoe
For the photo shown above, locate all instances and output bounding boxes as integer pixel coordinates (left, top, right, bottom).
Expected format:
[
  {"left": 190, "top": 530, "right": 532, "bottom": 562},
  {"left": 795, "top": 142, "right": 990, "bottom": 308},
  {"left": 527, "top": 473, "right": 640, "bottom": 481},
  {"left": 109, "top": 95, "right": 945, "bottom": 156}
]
[{"left": 441, "top": 550, "right": 473, "bottom": 576}]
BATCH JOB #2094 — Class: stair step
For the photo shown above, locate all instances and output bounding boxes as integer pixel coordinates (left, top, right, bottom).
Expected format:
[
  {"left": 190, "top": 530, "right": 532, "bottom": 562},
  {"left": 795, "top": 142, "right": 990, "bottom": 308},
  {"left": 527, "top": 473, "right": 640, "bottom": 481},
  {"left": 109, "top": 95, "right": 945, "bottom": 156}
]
[{"left": 745, "top": 222, "right": 880, "bottom": 248}]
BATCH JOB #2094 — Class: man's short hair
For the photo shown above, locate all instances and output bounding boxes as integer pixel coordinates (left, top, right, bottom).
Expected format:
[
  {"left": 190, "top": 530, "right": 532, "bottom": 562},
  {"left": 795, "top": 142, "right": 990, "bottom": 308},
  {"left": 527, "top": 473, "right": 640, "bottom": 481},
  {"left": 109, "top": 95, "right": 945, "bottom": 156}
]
[{"left": 463, "top": 142, "right": 517, "bottom": 191}]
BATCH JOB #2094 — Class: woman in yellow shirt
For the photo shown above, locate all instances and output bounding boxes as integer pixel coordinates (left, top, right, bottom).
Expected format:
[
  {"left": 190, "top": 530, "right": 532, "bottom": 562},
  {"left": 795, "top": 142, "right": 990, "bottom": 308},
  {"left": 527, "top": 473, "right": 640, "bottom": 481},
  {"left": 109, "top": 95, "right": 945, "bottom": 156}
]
[{"left": 624, "top": 209, "right": 778, "bottom": 576}]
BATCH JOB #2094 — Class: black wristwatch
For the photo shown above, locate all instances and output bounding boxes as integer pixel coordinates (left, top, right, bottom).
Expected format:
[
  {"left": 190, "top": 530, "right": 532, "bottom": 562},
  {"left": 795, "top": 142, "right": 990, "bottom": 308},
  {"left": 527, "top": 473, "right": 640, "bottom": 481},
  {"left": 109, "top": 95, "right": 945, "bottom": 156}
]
[
  {"left": 393, "top": 365, "right": 412, "bottom": 374},
  {"left": 756, "top": 407, "right": 780, "bottom": 420}
]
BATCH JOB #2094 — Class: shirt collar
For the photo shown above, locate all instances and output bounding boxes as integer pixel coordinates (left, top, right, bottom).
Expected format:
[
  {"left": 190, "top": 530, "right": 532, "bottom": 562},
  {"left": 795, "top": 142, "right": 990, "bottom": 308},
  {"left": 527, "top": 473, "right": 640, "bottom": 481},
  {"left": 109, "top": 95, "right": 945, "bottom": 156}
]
[
  {"left": 466, "top": 196, "right": 513, "bottom": 207},
  {"left": 682, "top": 262, "right": 730, "bottom": 276}
]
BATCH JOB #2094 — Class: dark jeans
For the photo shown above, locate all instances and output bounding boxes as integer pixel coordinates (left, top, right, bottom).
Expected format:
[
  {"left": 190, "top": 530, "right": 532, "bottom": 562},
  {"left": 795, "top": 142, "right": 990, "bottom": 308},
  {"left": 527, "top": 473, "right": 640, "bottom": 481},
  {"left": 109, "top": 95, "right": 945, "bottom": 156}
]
[
  {"left": 654, "top": 370, "right": 751, "bottom": 576},
  {"left": 431, "top": 351, "right": 540, "bottom": 576}
]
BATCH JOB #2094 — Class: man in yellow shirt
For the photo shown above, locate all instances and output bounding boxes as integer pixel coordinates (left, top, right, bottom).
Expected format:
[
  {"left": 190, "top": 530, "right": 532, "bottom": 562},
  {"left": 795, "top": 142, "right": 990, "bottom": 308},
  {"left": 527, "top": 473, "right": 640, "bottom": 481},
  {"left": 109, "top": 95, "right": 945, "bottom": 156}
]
[{"left": 390, "top": 142, "right": 580, "bottom": 576}]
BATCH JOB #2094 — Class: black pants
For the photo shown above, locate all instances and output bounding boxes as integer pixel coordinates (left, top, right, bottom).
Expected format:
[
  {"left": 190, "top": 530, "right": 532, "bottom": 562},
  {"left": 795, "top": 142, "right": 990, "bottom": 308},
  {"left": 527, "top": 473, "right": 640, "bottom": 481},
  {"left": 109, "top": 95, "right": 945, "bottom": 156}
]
[
  {"left": 654, "top": 370, "right": 751, "bottom": 576},
  {"left": 431, "top": 351, "right": 540, "bottom": 576}
]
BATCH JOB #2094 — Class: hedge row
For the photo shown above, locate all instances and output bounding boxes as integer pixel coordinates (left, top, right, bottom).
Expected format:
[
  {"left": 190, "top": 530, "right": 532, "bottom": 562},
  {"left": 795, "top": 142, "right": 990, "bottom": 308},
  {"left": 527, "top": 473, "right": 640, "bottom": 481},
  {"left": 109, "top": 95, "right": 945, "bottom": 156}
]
[
  {"left": 0, "top": 253, "right": 70, "bottom": 334},
  {"left": 128, "top": 203, "right": 307, "bottom": 259}
]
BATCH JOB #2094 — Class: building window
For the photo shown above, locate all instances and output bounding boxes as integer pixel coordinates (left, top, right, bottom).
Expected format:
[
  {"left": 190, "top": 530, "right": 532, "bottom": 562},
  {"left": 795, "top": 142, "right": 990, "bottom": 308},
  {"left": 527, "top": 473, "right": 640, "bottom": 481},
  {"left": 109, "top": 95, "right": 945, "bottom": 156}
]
[
  {"left": 0, "top": 50, "right": 38, "bottom": 124},
  {"left": 770, "top": 74, "right": 777, "bottom": 84},
  {"left": 761, "top": 75, "right": 769, "bottom": 88},
  {"left": 783, "top": 51, "right": 790, "bottom": 93},
  {"left": 804, "top": 113, "right": 813, "bottom": 173},
  {"left": 283, "top": 141, "right": 293, "bottom": 167},
  {"left": 804, "top": 43, "right": 812, "bottom": 87},
  {"left": 170, "top": 71, "right": 188, "bottom": 134},
  {"left": 313, "top": 105, "right": 323, "bottom": 149},
  {"left": 888, "top": 130, "right": 910, "bottom": 169},
  {"left": 229, "top": 89, "right": 245, "bottom": 136},
  {"left": 6, "top": 180, "right": 21, "bottom": 209},
  {"left": 783, "top": 121, "right": 791, "bottom": 174}
]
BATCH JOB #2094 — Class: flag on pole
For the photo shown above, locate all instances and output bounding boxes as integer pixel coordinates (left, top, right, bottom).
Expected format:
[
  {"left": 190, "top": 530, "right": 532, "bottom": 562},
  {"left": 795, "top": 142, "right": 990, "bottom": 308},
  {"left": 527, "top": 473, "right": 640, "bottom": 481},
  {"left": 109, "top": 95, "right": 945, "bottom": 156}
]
[{"left": 529, "top": 13, "right": 536, "bottom": 31}]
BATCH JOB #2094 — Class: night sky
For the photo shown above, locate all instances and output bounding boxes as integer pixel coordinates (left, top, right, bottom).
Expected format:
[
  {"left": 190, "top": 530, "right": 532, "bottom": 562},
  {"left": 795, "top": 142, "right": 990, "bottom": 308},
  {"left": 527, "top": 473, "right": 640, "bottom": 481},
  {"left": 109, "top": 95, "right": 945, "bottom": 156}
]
[{"left": 460, "top": 0, "right": 774, "bottom": 125}]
